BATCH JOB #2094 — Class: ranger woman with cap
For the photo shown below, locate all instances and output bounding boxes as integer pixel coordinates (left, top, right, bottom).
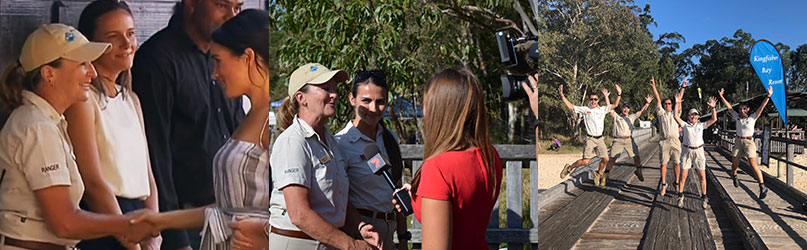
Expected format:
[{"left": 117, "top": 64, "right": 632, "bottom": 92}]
[
  {"left": 672, "top": 90, "right": 718, "bottom": 208},
  {"left": 271, "top": 63, "right": 380, "bottom": 250},
  {"left": 0, "top": 23, "right": 157, "bottom": 250}
]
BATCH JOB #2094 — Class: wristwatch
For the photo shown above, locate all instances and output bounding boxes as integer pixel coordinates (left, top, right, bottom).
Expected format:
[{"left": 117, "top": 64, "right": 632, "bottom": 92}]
[{"left": 398, "top": 231, "right": 412, "bottom": 241}]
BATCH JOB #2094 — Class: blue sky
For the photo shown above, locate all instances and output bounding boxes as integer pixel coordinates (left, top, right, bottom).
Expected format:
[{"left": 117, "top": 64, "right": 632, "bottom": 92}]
[{"left": 636, "top": 0, "right": 807, "bottom": 51}]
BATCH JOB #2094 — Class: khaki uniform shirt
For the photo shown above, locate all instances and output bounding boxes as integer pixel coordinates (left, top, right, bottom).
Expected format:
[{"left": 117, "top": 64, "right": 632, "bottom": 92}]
[
  {"left": 269, "top": 116, "right": 349, "bottom": 230},
  {"left": 611, "top": 112, "right": 639, "bottom": 138},
  {"left": 656, "top": 106, "right": 679, "bottom": 139},
  {"left": 0, "top": 91, "right": 84, "bottom": 246}
]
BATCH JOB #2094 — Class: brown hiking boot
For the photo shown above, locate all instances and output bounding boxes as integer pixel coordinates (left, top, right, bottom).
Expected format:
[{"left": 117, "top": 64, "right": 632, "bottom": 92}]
[
  {"left": 561, "top": 164, "right": 572, "bottom": 178},
  {"left": 592, "top": 171, "right": 601, "bottom": 186},
  {"left": 601, "top": 172, "right": 609, "bottom": 186}
]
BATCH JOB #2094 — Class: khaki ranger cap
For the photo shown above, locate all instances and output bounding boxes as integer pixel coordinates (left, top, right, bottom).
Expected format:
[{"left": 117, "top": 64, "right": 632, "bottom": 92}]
[
  {"left": 288, "top": 63, "right": 348, "bottom": 97},
  {"left": 19, "top": 23, "right": 111, "bottom": 72},
  {"left": 688, "top": 109, "right": 700, "bottom": 115}
]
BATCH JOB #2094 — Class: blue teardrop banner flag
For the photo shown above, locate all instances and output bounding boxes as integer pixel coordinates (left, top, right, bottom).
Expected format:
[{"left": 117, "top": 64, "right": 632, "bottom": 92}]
[{"left": 749, "top": 40, "right": 787, "bottom": 125}]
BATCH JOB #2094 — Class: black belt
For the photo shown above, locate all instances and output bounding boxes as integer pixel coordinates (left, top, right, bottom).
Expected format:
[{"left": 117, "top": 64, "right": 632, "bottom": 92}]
[
  {"left": 685, "top": 145, "right": 703, "bottom": 149},
  {"left": 1, "top": 236, "right": 68, "bottom": 250},
  {"left": 587, "top": 135, "right": 603, "bottom": 139},
  {"left": 356, "top": 208, "right": 396, "bottom": 221}
]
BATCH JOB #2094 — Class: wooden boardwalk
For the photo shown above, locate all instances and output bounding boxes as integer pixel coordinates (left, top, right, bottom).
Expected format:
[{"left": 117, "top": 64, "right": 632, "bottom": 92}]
[
  {"left": 539, "top": 139, "right": 749, "bottom": 249},
  {"left": 705, "top": 148, "right": 807, "bottom": 249}
]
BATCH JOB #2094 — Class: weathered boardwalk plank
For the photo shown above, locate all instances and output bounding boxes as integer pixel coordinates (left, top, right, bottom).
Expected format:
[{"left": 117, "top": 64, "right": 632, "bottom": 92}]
[{"left": 706, "top": 148, "right": 807, "bottom": 249}]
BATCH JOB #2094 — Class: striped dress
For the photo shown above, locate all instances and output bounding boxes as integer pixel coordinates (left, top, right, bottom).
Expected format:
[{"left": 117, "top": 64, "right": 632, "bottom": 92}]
[{"left": 201, "top": 139, "right": 271, "bottom": 250}]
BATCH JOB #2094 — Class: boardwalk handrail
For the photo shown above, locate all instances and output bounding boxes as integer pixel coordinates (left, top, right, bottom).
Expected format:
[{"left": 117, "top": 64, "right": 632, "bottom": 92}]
[
  {"left": 717, "top": 130, "right": 807, "bottom": 187},
  {"left": 394, "top": 129, "right": 653, "bottom": 249}
]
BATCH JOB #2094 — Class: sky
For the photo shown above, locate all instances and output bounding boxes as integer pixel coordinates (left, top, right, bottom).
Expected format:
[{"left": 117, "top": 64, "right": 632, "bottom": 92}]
[{"left": 636, "top": 0, "right": 807, "bottom": 51}]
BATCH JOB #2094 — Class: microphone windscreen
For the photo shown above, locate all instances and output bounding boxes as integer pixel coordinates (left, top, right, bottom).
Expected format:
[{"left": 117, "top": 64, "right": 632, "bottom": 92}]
[{"left": 363, "top": 144, "right": 381, "bottom": 160}]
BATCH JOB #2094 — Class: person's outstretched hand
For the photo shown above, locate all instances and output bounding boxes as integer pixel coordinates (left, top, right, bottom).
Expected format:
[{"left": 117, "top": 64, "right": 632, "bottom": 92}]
[{"left": 522, "top": 73, "right": 540, "bottom": 119}]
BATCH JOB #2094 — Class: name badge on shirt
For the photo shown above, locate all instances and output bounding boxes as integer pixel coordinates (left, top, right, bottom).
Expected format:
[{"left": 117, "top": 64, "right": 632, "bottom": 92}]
[{"left": 319, "top": 155, "right": 331, "bottom": 164}]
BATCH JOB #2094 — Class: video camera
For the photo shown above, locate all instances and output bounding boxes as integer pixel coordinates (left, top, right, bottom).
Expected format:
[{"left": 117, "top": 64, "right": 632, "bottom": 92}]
[{"left": 496, "top": 31, "right": 540, "bottom": 101}]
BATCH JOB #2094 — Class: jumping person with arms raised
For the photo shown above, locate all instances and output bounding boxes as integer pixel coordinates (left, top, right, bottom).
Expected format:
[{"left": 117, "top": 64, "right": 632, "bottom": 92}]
[
  {"left": 558, "top": 84, "right": 621, "bottom": 187},
  {"left": 672, "top": 91, "right": 718, "bottom": 208},
  {"left": 650, "top": 76, "right": 686, "bottom": 196},
  {"left": 717, "top": 86, "right": 773, "bottom": 199}
]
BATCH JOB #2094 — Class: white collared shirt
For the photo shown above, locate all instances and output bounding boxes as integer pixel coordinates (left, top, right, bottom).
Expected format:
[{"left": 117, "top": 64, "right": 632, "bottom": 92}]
[
  {"left": 732, "top": 111, "right": 757, "bottom": 137},
  {"left": 682, "top": 122, "right": 705, "bottom": 147},
  {"left": 0, "top": 91, "right": 84, "bottom": 245},
  {"left": 335, "top": 122, "right": 398, "bottom": 213},
  {"left": 269, "top": 116, "right": 349, "bottom": 230},
  {"left": 573, "top": 105, "right": 611, "bottom": 136}
]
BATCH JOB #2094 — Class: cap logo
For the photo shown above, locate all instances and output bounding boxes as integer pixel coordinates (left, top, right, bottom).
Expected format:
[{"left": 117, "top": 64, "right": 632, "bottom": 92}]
[
  {"left": 65, "top": 32, "right": 75, "bottom": 42},
  {"left": 310, "top": 66, "right": 318, "bottom": 72}
]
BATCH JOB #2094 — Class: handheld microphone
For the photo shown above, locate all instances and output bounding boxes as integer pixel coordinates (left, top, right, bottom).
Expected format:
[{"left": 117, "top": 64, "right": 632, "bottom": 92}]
[{"left": 363, "top": 144, "right": 413, "bottom": 216}]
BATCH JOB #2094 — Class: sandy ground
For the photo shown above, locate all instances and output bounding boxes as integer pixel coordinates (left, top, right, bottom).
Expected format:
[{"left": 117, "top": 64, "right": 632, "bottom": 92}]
[{"left": 537, "top": 152, "right": 584, "bottom": 190}]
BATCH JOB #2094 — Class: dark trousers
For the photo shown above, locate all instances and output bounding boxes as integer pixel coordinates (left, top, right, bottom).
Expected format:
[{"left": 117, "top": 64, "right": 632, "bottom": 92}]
[{"left": 77, "top": 196, "right": 147, "bottom": 250}]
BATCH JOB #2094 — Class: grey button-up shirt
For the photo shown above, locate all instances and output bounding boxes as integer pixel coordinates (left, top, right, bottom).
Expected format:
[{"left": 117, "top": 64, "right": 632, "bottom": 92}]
[
  {"left": 335, "top": 122, "right": 398, "bottom": 213},
  {"left": 269, "top": 116, "right": 349, "bottom": 230}
]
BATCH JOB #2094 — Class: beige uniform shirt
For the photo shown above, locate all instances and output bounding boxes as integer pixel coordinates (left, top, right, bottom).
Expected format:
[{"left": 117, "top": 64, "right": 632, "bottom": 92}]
[
  {"left": 656, "top": 106, "right": 679, "bottom": 139},
  {"left": 611, "top": 112, "right": 639, "bottom": 138},
  {"left": 0, "top": 91, "right": 84, "bottom": 246},
  {"left": 269, "top": 116, "right": 349, "bottom": 230}
]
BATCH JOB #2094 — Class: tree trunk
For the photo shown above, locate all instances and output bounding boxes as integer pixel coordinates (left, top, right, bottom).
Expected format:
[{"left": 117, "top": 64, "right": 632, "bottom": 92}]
[{"left": 388, "top": 98, "right": 408, "bottom": 144}]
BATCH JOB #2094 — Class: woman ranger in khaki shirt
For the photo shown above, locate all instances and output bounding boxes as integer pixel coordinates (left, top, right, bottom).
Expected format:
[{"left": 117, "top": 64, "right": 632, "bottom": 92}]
[
  {"left": 271, "top": 63, "right": 380, "bottom": 250},
  {"left": 0, "top": 24, "right": 157, "bottom": 249}
]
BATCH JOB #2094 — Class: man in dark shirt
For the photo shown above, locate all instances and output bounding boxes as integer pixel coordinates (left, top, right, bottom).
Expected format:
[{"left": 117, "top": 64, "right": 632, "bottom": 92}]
[{"left": 132, "top": 0, "right": 244, "bottom": 249}]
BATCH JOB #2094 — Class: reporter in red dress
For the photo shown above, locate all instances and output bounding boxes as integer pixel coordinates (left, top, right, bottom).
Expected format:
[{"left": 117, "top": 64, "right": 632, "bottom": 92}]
[{"left": 408, "top": 68, "right": 503, "bottom": 250}]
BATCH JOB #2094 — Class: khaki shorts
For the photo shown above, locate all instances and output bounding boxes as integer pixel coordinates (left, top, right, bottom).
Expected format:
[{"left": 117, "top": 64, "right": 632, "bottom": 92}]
[
  {"left": 658, "top": 137, "right": 682, "bottom": 164},
  {"left": 584, "top": 136, "right": 608, "bottom": 159},
  {"left": 732, "top": 137, "right": 758, "bottom": 159},
  {"left": 610, "top": 138, "right": 635, "bottom": 158},
  {"left": 681, "top": 147, "right": 706, "bottom": 170}
]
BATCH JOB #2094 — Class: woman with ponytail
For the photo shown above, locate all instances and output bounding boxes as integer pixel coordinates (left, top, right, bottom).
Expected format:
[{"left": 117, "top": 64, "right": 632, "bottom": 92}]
[
  {"left": 396, "top": 68, "right": 503, "bottom": 250},
  {"left": 0, "top": 23, "right": 157, "bottom": 249}
]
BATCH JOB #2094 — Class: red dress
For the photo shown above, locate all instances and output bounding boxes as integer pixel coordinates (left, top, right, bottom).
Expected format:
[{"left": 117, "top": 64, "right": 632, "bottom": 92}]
[{"left": 413, "top": 147, "right": 503, "bottom": 249}]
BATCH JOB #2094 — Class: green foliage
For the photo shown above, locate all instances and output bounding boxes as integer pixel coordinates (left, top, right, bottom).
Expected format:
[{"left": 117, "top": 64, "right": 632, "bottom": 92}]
[
  {"left": 790, "top": 44, "right": 807, "bottom": 91},
  {"left": 268, "top": 0, "right": 806, "bottom": 143},
  {"left": 268, "top": 0, "right": 511, "bottom": 141},
  {"left": 683, "top": 30, "right": 793, "bottom": 111}
]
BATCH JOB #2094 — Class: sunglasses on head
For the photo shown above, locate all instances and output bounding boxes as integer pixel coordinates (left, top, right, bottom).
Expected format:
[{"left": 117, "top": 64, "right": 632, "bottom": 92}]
[{"left": 352, "top": 70, "right": 387, "bottom": 87}]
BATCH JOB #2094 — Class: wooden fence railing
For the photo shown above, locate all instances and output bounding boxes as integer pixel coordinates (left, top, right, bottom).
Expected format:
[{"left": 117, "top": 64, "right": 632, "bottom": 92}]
[{"left": 398, "top": 144, "right": 538, "bottom": 250}]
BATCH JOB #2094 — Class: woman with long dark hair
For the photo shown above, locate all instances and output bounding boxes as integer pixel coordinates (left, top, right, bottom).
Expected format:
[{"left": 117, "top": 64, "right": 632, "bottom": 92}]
[
  {"left": 335, "top": 70, "right": 409, "bottom": 250},
  {"left": 130, "top": 9, "right": 272, "bottom": 250},
  {"left": 68, "top": 1, "right": 160, "bottom": 248}
]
